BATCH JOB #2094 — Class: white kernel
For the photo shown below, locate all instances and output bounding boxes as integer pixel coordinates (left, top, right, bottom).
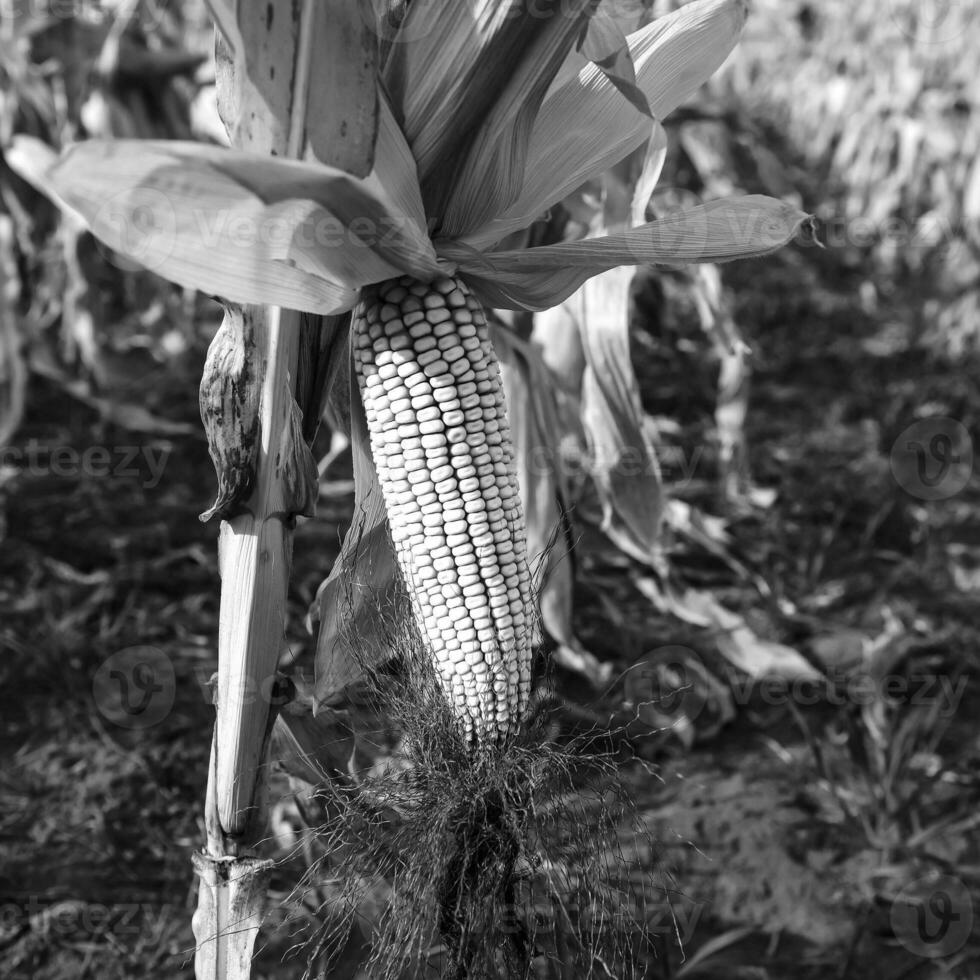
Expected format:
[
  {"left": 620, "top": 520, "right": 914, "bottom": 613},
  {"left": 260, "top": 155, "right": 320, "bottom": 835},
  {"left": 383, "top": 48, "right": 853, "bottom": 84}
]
[
  {"left": 421, "top": 433, "right": 446, "bottom": 450},
  {"left": 415, "top": 405, "right": 441, "bottom": 423},
  {"left": 432, "top": 389, "right": 460, "bottom": 406}
]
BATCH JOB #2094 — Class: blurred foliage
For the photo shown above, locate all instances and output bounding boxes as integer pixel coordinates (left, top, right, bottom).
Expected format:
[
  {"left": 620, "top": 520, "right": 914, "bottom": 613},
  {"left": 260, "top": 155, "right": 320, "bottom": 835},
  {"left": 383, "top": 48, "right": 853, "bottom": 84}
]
[{"left": 721, "top": 0, "right": 980, "bottom": 355}]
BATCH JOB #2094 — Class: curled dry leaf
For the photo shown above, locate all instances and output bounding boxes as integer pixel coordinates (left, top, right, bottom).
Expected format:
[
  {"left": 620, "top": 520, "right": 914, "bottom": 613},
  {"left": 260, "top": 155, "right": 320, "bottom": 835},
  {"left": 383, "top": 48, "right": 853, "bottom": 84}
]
[{"left": 198, "top": 304, "right": 260, "bottom": 523}]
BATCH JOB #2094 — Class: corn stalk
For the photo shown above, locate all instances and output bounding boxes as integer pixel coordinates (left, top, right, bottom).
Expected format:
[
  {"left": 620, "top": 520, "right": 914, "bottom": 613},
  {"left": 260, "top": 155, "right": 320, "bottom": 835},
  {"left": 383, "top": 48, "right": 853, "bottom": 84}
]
[{"left": 191, "top": 3, "right": 377, "bottom": 978}]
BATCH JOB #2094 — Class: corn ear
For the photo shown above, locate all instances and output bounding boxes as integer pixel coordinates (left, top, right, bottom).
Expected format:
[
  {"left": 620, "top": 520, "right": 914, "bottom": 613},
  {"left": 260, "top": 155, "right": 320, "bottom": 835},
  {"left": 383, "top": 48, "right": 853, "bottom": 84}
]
[{"left": 351, "top": 274, "right": 533, "bottom": 743}]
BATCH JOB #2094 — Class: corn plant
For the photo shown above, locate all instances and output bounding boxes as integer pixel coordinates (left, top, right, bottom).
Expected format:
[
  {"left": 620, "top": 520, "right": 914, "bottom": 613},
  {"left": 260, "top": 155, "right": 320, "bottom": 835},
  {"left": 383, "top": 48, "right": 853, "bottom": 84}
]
[{"left": 10, "top": 0, "right": 810, "bottom": 975}]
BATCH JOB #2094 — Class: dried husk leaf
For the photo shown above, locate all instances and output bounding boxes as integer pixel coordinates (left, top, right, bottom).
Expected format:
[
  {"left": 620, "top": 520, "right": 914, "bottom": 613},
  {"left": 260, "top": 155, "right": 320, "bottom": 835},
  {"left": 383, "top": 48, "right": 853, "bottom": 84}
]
[
  {"left": 199, "top": 305, "right": 260, "bottom": 523},
  {"left": 280, "top": 392, "right": 318, "bottom": 520},
  {"left": 314, "top": 357, "right": 400, "bottom": 706}
]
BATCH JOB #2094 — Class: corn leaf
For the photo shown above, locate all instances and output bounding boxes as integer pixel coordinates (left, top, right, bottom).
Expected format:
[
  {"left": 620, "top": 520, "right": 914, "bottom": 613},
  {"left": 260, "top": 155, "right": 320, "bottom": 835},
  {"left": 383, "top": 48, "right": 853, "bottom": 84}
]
[
  {"left": 458, "top": 196, "right": 812, "bottom": 311},
  {"left": 493, "top": 324, "right": 609, "bottom": 683},
  {"left": 364, "top": 89, "right": 430, "bottom": 238},
  {"left": 671, "top": 588, "right": 820, "bottom": 681},
  {"left": 462, "top": 0, "right": 747, "bottom": 250},
  {"left": 579, "top": 4, "right": 652, "bottom": 119},
  {"left": 37, "top": 140, "right": 441, "bottom": 311},
  {"left": 427, "top": 0, "right": 595, "bottom": 238},
  {"left": 388, "top": 0, "right": 589, "bottom": 191},
  {"left": 578, "top": 265, "right": 665, "bottom": 560},
  {"left": 54, "top": 139, "right": 438, "bottom": 269},
  {"left": 630, "top": 122, "right": 669, "bottom": 226}
]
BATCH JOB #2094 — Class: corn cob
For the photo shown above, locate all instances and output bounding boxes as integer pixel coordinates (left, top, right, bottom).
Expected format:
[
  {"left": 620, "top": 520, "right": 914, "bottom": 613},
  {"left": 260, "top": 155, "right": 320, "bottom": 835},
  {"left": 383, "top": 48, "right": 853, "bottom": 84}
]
[{"left": 352, "top": 274, "right": 532, "bottom": 744}]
